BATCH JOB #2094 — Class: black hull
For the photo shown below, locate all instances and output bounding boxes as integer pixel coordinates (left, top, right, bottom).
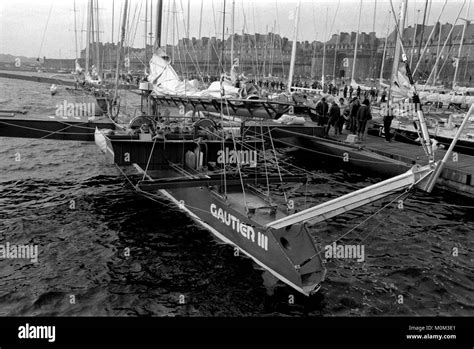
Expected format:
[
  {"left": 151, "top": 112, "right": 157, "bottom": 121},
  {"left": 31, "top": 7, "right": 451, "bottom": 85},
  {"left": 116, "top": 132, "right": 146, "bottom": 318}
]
[{"left": 0, "top": 117, "right": 115, "bottom": 141}]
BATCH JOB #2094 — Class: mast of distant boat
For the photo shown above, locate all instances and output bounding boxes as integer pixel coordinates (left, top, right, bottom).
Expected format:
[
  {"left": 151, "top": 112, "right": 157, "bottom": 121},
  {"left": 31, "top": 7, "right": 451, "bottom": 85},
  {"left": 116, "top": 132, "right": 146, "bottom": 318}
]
[
  {"left": 155, "top": 0, "right": 163, "bottom": 50},
  {"left": 85, "top": 0, "right": 92, "bottom": 73},
  {"left": 287, "top": 0, "right": 301, "bottom": 93},
  {"left": 114, "top": 0, "right": 129, "bottom": 103},
  {"left": 321, "top": 7, "right": 328, "bottom": 87},
  {"left": 453, "top": 0, "right": 471, "bottom": 89},
  {"left": 388, "top": 0, "right": 407, "bottom": 102},
  {"left": 73, "top": 0, "right": 79, "bottom": 61},
  {"left": 351, "top": 0, "right": 362, "bottom": 86},
  {"left": 379, "top": 10, "right": 391, "bottom": 89},
  {"left": 230, "top": 0, "right": 235, "bottom": 66}
]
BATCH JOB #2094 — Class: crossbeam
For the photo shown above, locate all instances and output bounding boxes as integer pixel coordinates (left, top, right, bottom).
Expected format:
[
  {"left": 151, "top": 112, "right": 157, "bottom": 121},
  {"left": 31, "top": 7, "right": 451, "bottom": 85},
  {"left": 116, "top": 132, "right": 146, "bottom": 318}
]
[{"left": 138, "top": 174, "right": 307, "bottom": 191}]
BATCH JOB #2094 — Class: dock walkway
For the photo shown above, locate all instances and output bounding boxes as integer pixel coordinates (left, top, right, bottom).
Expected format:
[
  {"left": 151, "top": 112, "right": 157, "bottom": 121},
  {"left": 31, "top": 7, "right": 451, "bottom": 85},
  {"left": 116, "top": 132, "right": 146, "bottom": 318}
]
[{"left": 333, "top": 132, "right": 474, "bottom": 197}]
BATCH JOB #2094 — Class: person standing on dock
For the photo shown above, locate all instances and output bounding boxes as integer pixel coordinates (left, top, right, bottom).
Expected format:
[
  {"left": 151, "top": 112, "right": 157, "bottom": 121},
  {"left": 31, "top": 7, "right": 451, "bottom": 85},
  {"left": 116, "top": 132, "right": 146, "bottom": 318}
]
[
  {"left": 349, "top": 86, "right": 354, "bottom": 99},
  {"left": 315, "top": 97, "right": 329, "bottom": 126},
  {"left": 348, "top": 98, "right": 360, "bottom": 134},
  {"left": 343, "top": 85, "right": 348, "bottom": 99},
  {"left": 356, "top": 99, "right": 372, "bottom": 141},
  {"left": 336, "top": 98, "right": 347, "bottom": 135},
  {"left": 356, "top": 86, "right": 361, "bottom": 99},
  {"left": 383, "top": 103, "right": 394, "bottom": 142},
  {"left": 326, "top": 101, "right": 341, "bottom": 136},
  {"left": 381, "top": 88, "right": 387, "bottom": 103}
]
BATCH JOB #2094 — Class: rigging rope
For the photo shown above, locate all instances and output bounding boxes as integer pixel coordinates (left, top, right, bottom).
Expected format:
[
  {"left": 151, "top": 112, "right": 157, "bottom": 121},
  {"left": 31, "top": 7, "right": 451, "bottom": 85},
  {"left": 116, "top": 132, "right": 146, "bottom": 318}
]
[{"left": 38, "top": 2, "right": 54, "bottom": 59}]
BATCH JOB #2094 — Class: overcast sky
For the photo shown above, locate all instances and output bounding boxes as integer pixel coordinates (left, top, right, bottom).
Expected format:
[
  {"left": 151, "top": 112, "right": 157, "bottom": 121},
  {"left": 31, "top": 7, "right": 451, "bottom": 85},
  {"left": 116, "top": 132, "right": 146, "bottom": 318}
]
[{"left": 0, "top": 0, "right": 471, "bottom": 59}]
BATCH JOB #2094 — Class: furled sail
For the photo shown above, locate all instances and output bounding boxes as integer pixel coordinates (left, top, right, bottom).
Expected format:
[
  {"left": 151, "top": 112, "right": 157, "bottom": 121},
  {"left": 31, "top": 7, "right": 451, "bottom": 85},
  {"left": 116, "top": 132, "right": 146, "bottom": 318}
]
[{"left": 147, "top": 49, "right": 239, "bottom": 99}]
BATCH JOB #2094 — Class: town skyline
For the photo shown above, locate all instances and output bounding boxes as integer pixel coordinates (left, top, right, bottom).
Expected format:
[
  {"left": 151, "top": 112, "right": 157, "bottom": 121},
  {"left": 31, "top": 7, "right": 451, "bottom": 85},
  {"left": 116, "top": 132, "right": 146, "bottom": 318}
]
[{"left": 0, "top": 0, "right": 471, "bottom": 59}]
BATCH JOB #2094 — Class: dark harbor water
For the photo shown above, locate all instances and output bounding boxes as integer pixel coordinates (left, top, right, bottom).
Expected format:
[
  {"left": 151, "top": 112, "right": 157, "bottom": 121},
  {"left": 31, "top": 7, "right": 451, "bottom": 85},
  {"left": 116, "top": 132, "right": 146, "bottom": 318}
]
[{"left": 0, "top": 76, "right": 473, "bottom": 316}]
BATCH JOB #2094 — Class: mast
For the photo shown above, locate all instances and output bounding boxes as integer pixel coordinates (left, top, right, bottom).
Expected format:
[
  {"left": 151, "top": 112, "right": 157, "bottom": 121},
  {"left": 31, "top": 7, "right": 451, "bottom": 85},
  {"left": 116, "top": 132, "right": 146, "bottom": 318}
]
[
  {"left": 221, "top": 0, "right": 226, "bottom": 72},
  {"left": 389, "top": 0, "right": 407, "bottom": 101},
  {"left": 379, "top": 11, "right": 391, "bottom": 89},
  {"left": 417, "top": 0, "right": 429, "bottom": 63},
  {"left": 332, "top": 31, "right": 339, "bottom": 84},
  {"left": 351, "top": 0, "right": 363, "bottom": 85},
  {"left": 410, "top": 10, "right": 420, "bottom": 69},
  {"left": 73, "top": 0, "right": 78, "bottom": 59},
  {"left": 321, "top": 7, "right": 328, "bottom": 86},
  {"left": 145, "top": 0, "right": 148, "bottom": 66},
  {"left": 287, "top": 0, "right": 301, "bottom": 93},
  {"left": 86, "top": 0, "right": 92, "bottom": 73},
  {"left": 198, "top": 0, "right": 204, "bottom": 39},
  {"left": 230, "top": 0, "right": 235, "bottom": 65},
  {"left": 150, "top": 1, "right": 153, "bottom": 47},
  {"left": 369, "top": 0, "right": 377, "bottom": 79},
  {"left": 433, "top": 21, "right": 442, "bottom": 85},
  {"left": 90, "top": 0, "right": 96, "bottom": 68},
  {"left": 453, "top": 0, "right": 471, "bottom": 89},
  {"left": 114, "top": 0, "right": 128, "bottom": 102},
  {"left": 95, "top": 0, "right": 100, "bottom": 73},
  {"left": 187, "top": 0, "right": 191, "bottom": 39},
  {"left": 112, "top": 0, "right": 114, "bottom": 44},
  {"left": 172, "top": 0, "right": 176, "bottom": 64},
  {"left": 155, "top": 0, "right": 163, "bottom": 49}
]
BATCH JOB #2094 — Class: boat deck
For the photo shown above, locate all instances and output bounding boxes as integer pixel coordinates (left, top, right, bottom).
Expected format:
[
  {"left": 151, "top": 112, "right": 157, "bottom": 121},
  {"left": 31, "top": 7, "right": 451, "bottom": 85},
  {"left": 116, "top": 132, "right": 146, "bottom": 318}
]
[{"left": 226, "top": 192, "right": 287, "bottom": 226}]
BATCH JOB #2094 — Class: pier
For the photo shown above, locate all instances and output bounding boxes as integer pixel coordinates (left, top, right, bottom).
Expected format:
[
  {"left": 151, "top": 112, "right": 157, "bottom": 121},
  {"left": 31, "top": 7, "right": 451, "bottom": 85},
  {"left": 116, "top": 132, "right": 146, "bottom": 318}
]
[
  {"left": 355, "top": 134, "right": 474, "bottom": 198},
  {"left": 323, "top": 132, "right": 474, "bottom": 198}
]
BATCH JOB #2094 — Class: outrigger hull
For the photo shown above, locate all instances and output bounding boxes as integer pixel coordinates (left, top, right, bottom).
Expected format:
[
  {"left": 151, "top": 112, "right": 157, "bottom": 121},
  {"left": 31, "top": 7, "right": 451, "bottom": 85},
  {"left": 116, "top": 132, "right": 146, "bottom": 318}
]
[{"left": 158, "top": 185, "right": 326, "bottom": 295}]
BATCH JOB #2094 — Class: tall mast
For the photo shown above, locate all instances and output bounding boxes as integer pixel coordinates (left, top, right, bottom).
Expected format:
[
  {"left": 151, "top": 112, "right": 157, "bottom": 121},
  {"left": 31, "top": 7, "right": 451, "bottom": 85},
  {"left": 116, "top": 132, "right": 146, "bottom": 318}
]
[
  {"left": 95, "top": 0, "right": 100, "bottom": 72},
  {"left": 145, "top": 0, "right": 148, "bottom": 66},
  {"left": 287, "top": 0, "right": 301, "bottom": 93},
  {"left": 453, "top": 0, "right": 471, "bottom": 89},
  {"left": 90, "top": 0, "right": 95, "bottom": 67},
  {"left": 73, "top": 0, "right": 79, "bottom": 59},
  {"left": 86, "top": 0, "right": 92, "bottom": 72},
  {"left": 114, "top": 0, "right": 128, "bottom": 102},
  {"left": 198, "top": 0, "right": 204, "bottom": 39},
  {"left": 150, "top": 1, "right": 153, "bottom": 47},
  {"left": 410, "top": 9, "right": 420, "bottom": 69},
  {"left": 187, "top": 0, "right": 191, "bottom": 39},
  {"left": 417, "top": 0, "right": 429, "bottom": 63},
  {"left": 154, "top": 0, "right": 163, "bottom": 49},
  {"left": 111, "top": 0, "right": 114, "bottom": 44},
  {"left": 230, "top": 0, "right": 235, "bottom": 65},
  {"left": 321, "top": 7, "right": 328, "bottom": 86},
  {"left": 332, "top": 31, "right": 339, "bottom": 84},
  {"left": 433, "top": 21, "right": 442, "bottom": 85},
  {"left": 369, "top": 0, "right": 377, "bottom": 79},
  {"left": 389, "top": 0, "right": 407, "bottom": 101},
  {"left": 172, "top": 0, "right": 176, "bottom": 64},
  {"left": 379, "top": 11, "right": 391, "bottom": 89},
  {"left": 221, "top": 0, "right": 226, "bottom": 72},
  {"left": 351, "top": 0, "right": 363, "bottom": 85}
]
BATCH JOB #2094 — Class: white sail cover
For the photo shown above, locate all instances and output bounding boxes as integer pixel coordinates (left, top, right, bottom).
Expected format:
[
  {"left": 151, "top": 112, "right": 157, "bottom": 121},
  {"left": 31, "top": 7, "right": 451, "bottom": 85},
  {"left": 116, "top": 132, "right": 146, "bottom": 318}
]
[
  {"left": 391, "top": 66, "right": 474, "bottom": 105},
  {"left": 147, "top": 50, "right": 239, "bottom": 99}
]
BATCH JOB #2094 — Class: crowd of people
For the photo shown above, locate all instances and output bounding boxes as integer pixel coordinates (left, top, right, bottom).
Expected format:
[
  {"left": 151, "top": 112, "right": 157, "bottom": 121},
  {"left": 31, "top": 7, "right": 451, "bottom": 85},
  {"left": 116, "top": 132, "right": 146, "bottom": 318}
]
[{"left": 312, "top": 95, "right": 389, "bottom": 142}]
